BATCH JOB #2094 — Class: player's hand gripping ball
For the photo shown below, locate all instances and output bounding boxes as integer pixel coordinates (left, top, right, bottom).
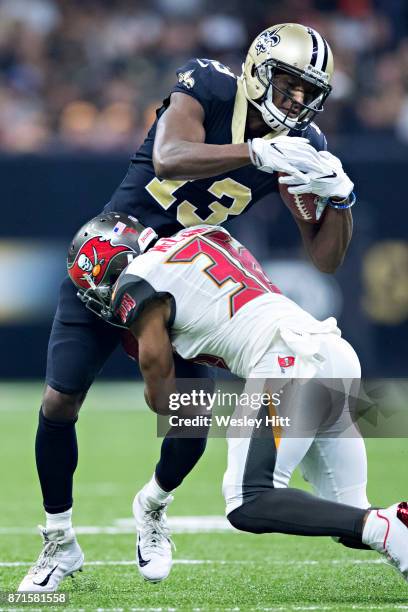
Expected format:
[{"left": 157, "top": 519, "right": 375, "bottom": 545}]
[{"left": 278, "top": 172, "right": 326, "bottom": 224}]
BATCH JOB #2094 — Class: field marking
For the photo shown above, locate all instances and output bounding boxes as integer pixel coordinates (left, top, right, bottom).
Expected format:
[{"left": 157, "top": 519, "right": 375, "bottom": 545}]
[
  {"left": 0, "top": 515, "right": 234, "bottom": 535},
  {"left": 11, "top": 607, "right": 406, "bottom": 612},
  {"left": 1, "top": 607, "right": 407, "bottom": 612},
  {"left": 0, "top": 382, "right": 148, "bottom": 412},
  {"left": 0, "top": 558, "right": 386, "bottom": 568},
  {"left": 115, "top": 515, "right": 233, "bottom": 532}
]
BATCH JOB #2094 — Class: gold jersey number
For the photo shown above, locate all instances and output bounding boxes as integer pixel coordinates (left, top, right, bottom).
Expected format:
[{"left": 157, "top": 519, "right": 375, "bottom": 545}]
[{"left": 145, "top": 177, "right": 252, "bottom": 227}]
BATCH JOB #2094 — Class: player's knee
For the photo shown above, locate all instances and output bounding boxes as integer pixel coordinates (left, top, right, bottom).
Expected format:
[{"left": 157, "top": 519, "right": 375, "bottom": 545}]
[
  {"left": 227, "top": 504, "right": 264, "bottom": 534},
  {"left": 227, "top": 506, "right": 248, "bottom": 532},
  {"left": 42, "top": 386, "right": 86, "bottom": 422}
]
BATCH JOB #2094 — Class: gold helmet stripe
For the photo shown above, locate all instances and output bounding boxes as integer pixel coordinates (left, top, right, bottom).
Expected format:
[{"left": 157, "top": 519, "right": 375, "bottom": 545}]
[{"left": 308, "top": 27, "right": 329, "bottom": 72}]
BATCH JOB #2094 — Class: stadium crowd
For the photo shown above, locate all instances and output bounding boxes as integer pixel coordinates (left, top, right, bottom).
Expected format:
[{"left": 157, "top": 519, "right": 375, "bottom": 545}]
[{"left": 0, "top": 0, "right": 407, "bottom": 151}]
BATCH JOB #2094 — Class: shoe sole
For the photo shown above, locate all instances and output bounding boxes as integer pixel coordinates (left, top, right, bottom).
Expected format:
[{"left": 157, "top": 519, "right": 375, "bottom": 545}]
[
  {"left": 63, "top": 554, "right": 85, "bottom": 581},
  {"left": 66, "top": 566, "right": 84, "bottom": 579},
  {"left": 383, "top": 554, "right": 408, "bottom": 583},
  {"left": 18, "top": 566, "right": 84, "bottom": 594},
  {"left": 139, "top": 571, "right": 170, "bottom": 584}
]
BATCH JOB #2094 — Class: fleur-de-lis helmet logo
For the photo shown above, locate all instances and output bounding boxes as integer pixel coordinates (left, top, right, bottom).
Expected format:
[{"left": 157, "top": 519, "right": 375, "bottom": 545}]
[{"left": 255, "top": 29, "right": 282, "bottom": 55}]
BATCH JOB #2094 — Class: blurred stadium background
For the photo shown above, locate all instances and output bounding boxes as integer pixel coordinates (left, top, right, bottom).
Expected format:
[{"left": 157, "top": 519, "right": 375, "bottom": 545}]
[{"left": 0, "top": 0, "right": 407, "bottom": 378}]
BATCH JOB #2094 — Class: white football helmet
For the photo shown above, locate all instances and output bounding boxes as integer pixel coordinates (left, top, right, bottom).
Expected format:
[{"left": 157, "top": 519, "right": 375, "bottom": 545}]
[{"left": 242, "top": 23, "right": 334, "bottom": 133}]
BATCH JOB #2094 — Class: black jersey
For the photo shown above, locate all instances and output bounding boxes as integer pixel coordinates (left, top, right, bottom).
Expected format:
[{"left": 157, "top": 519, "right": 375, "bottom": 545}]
[{"left": 106, "top": 58, "right": 327, "bottom": 237}]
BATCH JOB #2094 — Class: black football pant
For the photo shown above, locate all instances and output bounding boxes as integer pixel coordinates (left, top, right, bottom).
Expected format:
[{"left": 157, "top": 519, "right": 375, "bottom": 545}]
[
  {"left": 36, "top": 277, "right": 212, "bottom": 513},
  {"left": 228, "top": 488, "right": 367, "bottom": 547}
]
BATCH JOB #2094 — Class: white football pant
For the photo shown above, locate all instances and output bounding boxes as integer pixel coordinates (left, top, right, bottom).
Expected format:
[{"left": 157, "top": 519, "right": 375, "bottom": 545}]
[{"left": 223, "top": 333, "right": 370, "bottom": 514}]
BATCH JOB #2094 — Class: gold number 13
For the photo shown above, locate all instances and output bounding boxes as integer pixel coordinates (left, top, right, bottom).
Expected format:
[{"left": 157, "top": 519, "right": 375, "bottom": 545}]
[{"left": 145, "top": 177, "right": 252, "bottom": 227}]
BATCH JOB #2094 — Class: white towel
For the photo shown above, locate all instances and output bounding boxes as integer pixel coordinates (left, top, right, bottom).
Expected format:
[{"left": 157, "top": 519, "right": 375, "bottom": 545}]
[{"left": 279, "top": 317, "right": 340, "bottom": 378}]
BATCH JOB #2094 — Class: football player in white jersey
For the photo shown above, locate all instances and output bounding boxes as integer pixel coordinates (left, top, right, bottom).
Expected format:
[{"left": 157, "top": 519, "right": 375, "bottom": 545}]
[{"left": 63, "top": 214, "right": 408, "bottom": 586}]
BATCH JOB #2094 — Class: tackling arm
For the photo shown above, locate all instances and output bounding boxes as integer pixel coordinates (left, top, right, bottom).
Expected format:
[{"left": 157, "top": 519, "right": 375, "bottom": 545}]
[
  {"left": 130, "top": 300, "right": 176, "bottom": 415},
  {"left": 295, "top": 207, "right": 353, "bottom": 274}
]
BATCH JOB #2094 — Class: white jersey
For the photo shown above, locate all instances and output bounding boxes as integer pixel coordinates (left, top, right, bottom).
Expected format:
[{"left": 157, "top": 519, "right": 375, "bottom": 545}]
[{"left": 112, "top": 225, "right": 340, "bottom": 378}]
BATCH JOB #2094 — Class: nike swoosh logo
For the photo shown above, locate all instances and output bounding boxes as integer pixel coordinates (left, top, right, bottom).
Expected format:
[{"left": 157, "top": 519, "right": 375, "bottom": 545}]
[
  {"left": 137, "top": 544, "right": 150, "bottom": 568},
  {"left": 317, "top": 171, "right": 337, "bottom": 179},
  {"left": 271, "top": 144, "right": 283, "bottom": 155},
  {"left": 33, "top": 565, "right": 58, "bottom": 587},
  {"left": 196, "top": 59, "right": 209, "bottom": 68}
]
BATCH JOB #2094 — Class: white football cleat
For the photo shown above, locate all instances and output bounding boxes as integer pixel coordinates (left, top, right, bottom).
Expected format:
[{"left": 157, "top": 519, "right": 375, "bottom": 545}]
[
  {"left": 133, "top": 492, "right": 174, "bottom": 582},
  {"left": 363, "top": 501, "right": 408, "bottom": 580},
  {"left": 18, "top": 526, "right": 84, "bottom": 592}
]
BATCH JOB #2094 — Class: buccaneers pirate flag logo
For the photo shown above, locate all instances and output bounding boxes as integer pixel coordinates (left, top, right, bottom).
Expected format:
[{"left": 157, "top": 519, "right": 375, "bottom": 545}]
[{"left": 68, "top": 236, "right": 131, "bottom": 290}]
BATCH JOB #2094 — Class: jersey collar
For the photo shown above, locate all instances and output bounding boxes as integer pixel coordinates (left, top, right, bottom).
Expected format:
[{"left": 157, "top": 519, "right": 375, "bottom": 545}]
[{"left": 231, "top": 77, "right": 248, "bottom": 144}]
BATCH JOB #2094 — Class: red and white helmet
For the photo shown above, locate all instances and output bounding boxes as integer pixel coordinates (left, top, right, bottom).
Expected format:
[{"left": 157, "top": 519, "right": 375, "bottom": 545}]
[{"left": 67, "top": 212, "right": 157, "bottom": 324}]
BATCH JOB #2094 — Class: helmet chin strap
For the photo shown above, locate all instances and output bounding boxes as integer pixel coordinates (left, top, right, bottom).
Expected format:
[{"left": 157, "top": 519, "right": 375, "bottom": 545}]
[
  {"left": 255, "top": 99, "right": 290, "bottom": 135},
  {"left": 242, "top": 76, "right": 292, "bottom": 135}
]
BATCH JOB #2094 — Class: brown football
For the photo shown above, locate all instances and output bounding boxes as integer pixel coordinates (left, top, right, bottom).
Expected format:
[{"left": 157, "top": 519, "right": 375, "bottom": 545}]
[{"left": 278, "top": 172, "right": 325, "bottom": 224}]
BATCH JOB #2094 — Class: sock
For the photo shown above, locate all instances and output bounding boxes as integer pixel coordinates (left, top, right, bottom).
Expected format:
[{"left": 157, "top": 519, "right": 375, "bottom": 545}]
[
  {"left": 362, "top": 508, "right": 386, "bottom": 550},
  {"left": 155, "top": 435, "right": 208, "bottom": 492},
  {"left": 140, "top": 474, "right": 172, "bottom": 509},
  {"left": 46, "top": 508, "right": 73, "bottom": 531},
  {"left": 35, "top": 408, "right": 78, "bottom": 513}
]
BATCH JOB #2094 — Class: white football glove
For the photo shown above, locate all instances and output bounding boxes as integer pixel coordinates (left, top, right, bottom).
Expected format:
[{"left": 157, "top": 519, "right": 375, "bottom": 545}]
[
  {"left": 249, "top": 136, "right": 325, "bottom": 181},
  {"left": 278, "top": 151, "right": 354, "bottom": 201}
]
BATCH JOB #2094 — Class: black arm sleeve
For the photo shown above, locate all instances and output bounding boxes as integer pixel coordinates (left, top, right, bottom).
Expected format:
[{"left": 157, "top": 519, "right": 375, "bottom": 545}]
[{"left": 111, "top": 273, "right": 175, "bottom": 329}]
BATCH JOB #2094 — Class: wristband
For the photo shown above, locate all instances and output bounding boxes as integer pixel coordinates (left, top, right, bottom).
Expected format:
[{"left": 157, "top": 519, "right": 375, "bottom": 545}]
[{"left": 326, "top": 191, "right": 356, "bottom": 210}]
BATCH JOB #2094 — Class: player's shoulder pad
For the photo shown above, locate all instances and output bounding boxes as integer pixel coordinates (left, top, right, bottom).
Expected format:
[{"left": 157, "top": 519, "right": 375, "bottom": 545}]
[
  {"left": 111, "top": 272, "right": 175, "bottom": 329},
  {"left": 170, "top": 58, "right": 237, "bottom": 116},
  {"left": 289, "top": 122, "right": 328, "bottom": 152}
]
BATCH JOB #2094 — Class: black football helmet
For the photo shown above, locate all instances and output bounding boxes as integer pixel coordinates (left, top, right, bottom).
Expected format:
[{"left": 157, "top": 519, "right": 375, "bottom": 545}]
[{"left": 67, "top": 212, "right": 157, "bottom": 325}]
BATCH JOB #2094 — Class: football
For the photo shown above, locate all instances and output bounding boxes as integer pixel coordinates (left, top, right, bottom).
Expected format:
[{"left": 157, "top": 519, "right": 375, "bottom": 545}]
[{"left": 278, "top": 172, "right": 325, "bottom": 224}]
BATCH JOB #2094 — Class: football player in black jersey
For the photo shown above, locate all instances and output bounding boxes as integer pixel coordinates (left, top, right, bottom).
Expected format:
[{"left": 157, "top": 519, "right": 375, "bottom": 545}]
[{"left": 19, "top": 23, "right": 356, "bottom": 592}]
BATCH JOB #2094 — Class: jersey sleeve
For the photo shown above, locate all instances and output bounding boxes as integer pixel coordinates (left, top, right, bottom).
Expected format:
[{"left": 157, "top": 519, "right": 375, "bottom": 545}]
[
  {"left": 306, "top": 122, "right": 328, "bottom": 151},
  {"left": 111, "top": 272, "right": 175, "bottom": 329},
  {"left": 289, "top": 122, "right": 328, "bottom": 151},
  {"left": 165, "top": 57, "right": 237, "bottom": 121}
]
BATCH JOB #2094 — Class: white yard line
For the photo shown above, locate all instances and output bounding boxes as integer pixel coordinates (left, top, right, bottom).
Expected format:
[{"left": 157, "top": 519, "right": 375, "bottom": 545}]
[
  {"left": 0, "top": 559, "right": 385, "bottom": 568},
  {"left": 1, "top": 599, "right": 406, "bottom": 612},
  {"left": 0, "top": 515, "right": 234, "bottom": 535},
  {"left": 116, "top": 515, "right": 233, "bottom": 532}
]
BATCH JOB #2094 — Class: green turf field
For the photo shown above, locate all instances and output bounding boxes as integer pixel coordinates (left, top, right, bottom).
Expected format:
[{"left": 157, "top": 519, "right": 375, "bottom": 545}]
[{"left": 1, "top": 382, "right": 408, "bottom": 611}]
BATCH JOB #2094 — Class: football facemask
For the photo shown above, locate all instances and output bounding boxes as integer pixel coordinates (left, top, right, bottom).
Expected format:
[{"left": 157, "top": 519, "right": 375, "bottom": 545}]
[
  {"left": 250, "top": 61, "right": 331, "bottom": 132},
  {"left": 242, "top": 23, "right": 334, "bottom": 133},
  {"left": 67, "top": 212, "right": 157, "bottom": 326}
]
